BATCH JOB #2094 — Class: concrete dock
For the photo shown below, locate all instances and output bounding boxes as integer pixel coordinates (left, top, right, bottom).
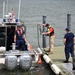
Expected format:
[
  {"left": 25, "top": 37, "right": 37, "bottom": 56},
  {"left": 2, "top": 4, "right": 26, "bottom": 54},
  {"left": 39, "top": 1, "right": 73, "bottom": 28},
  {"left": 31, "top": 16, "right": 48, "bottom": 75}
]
[{"left": 43, "top": 46, "right": 75, "bottom": 75}]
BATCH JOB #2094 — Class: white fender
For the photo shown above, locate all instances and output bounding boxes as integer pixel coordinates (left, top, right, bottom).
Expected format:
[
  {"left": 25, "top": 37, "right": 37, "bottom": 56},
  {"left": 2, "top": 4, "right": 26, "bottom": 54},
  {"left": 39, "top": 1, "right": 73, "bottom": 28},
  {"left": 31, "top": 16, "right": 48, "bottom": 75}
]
[
  {"left": 37, "top": 47, "right": 42, "bottom": 54},
  {"left": 0, "top": 46, "right": 6, "bottom": 52},
  {"left": 51, "top": 64, "right": 61, "bottom": 75},
  {"left": 43, "top": 54, "right": 52, "bottom": 64},
  {"left": 12, "top": 43, "right": 16, "bottom": 50}
]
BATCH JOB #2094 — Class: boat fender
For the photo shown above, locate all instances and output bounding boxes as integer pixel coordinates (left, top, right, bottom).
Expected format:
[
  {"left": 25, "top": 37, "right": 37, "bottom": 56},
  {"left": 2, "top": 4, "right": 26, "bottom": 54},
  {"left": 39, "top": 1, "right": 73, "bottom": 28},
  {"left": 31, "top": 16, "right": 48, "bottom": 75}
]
[
  {"left": 37, "top": 47, "right": 42, "bottom": 54},
  {"left": 51, "top": 64, "right": 61, "bottom": 75},
  {"left": 38, "top": 57, "right": 42, "bottom": 65},
  {"left": 0, "top": 46, "right": 6, "bottom": 52},
  {"left": 27, "top": 44, "right": 33, "bottom": 50},
  {"left": 43, "top": 54, "right": 52, "bottom": 64},
  {"left": 12, "top": 43, "right": 16, "bottom": 50}
]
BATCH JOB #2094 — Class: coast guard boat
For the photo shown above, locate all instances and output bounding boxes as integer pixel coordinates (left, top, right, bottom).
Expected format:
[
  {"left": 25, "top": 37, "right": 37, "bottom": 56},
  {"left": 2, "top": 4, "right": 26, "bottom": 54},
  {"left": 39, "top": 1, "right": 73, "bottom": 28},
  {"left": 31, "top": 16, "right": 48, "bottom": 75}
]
[
  {"left": 0, "top": 11, "right": 43, "bottom": 71},
  {"left": 0, "top": 0, "right": 43, "bottom": 71}
]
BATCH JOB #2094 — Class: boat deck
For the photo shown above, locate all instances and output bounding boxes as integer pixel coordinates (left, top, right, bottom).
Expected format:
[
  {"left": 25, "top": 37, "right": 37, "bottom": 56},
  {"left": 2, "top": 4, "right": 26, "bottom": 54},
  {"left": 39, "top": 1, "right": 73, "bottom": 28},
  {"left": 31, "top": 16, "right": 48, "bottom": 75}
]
[{"left": 4, "top": 50, "right": 35, "bottom": 56}]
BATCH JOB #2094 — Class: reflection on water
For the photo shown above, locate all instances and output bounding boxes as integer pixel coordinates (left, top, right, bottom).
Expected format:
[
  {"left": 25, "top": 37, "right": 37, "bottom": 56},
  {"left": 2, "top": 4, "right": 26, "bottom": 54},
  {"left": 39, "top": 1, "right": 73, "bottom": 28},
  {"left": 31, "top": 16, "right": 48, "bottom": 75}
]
[{"left": 0, "top": 62, "right": 55, "bottom": 75}]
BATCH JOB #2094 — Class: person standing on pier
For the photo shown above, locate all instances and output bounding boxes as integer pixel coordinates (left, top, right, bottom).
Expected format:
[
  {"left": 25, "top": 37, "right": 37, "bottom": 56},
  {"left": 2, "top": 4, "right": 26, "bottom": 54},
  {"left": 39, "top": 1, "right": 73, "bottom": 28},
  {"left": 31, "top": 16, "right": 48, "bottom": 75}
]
[
  {"left": 38, "top": 23, "right": 55, "bottom": 54},
  {"left": 63, "top": 27, "right": 75, "bottom": 63}
]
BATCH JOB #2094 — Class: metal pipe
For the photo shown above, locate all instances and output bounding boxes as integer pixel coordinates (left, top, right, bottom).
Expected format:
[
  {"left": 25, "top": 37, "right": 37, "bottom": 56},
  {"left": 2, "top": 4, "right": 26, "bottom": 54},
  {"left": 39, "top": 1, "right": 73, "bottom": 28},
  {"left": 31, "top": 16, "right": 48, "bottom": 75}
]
[
  {"left": 3, "top": 2, "right": 5, "bottom": 18},
  {"left": 37, "top": 25, "right": 40, "bottom": 48},
  {"left": 37, "top": 47, "right": 42, "bottom": 54},
  {"left": 6, "top": 0, "right": 8, "bottom": 14},
  {"left": 18, "top": 0, "right": 21, "bottom": 20}
]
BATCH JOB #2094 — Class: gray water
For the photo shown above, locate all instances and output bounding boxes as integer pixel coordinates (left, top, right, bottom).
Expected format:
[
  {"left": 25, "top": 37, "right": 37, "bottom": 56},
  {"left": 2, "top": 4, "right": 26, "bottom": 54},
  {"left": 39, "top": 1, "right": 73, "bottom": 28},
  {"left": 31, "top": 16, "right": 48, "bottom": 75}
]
[{"left": 0, "top": 0, "right": 75, "bottom": 48}]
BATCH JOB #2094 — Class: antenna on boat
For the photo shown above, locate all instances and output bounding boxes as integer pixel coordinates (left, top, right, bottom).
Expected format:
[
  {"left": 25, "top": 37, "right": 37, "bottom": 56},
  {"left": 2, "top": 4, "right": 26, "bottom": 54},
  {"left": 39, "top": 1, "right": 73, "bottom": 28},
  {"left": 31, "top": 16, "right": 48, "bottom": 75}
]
[
  {"left": 18, "top": 0, "right": 21, "bottom": 20},
  {"left": 3, "top": 2, "right": 5, "bottom": 18},
  {"left": 6, "top": 0, "right": 8, "bottom": 14}
]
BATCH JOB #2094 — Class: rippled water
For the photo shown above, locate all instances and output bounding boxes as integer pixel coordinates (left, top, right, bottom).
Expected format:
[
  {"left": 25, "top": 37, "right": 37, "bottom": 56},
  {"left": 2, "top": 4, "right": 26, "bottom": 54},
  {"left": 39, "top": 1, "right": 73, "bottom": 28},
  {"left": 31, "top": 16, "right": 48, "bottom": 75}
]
[{"left": 0, "top": 0, "right": 75, "bottom": 48}]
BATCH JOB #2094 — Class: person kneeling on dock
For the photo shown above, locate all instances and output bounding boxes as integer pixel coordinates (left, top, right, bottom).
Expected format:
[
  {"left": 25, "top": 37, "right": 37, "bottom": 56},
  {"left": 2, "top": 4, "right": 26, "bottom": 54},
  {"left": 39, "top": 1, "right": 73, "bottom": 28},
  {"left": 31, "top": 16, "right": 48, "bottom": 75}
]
[{"left": 14, "top": 25, "right": 30, "bottom": 51}]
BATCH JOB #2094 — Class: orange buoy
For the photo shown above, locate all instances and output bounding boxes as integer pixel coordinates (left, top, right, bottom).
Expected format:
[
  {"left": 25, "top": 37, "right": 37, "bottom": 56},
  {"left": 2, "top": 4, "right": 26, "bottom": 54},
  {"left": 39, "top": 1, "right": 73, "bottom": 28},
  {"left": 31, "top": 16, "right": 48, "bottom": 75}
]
[
  {"left": 29, "top": 45, "right": 33, "bottom": 50},
  {"left": 28, "top": 44, "right": 33, "bottom": 50},
  {"left": 38, "top": 58, "right": 42, "bottom": 65}
]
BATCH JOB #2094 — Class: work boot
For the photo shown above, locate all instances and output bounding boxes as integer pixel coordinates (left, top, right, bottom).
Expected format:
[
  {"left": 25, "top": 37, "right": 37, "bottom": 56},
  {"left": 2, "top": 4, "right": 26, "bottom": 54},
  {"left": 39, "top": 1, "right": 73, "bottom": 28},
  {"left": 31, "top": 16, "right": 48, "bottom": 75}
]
[
  {"left": 46, "top": 48, "right": 50, "bottom": 52},
  {"left": 63, "top": 60, "right": 69, "bottom": 63},
  {"left": 46, "top": 50, "right": 50, "bottom": 52},
  {"left": 49, "top": 51, "right": 53, "bottom": 54}
]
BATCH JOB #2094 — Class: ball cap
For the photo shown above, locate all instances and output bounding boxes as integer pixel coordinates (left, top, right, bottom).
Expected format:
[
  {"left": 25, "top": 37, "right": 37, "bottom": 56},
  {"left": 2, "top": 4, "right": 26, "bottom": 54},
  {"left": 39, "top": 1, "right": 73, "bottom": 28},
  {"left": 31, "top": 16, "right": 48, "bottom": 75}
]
[
  {"left": 45, "top": 23, "right": 49, "bottom": 26},
  {"left": 17, "top": 25, "right": 21, "bottom": 28},
  {"left": 45, "top": 23, "right": 51, "bottom": 27},
  {"left": 65, "top": 27, "right": 70, "bottom": 31}
]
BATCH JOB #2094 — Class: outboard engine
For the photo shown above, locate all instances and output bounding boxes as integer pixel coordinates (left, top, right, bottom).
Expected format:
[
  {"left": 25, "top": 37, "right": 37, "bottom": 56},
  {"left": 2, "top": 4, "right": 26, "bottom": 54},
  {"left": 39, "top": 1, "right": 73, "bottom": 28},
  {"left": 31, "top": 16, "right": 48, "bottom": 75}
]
[
  {"left": 19, "top": 54, "right": 32, "bottom": 70},
  {"left": 5, "top": 55, "right": 17, "bottom": 70}
]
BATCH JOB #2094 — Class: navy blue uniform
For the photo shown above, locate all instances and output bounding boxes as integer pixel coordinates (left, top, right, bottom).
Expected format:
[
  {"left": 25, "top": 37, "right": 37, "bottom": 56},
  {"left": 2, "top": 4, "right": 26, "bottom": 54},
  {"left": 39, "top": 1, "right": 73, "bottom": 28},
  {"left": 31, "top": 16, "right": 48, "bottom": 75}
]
[
  {"left": 14, "top": 30, "right": 27, "bottom": 50},
  {"left": 64, "top": 32, "right": 74, "bottom": 61}
]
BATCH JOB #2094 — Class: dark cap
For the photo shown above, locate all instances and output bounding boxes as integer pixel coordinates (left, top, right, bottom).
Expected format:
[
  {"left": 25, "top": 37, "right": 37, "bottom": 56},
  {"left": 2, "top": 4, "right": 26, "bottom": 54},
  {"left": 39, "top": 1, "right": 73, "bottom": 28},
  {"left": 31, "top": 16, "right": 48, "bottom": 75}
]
[
  {"left": 17, "top": 25, "right": 22, "bottom": 28},
  {"left": 65, "top": 27, "right": 70, "bottom": 31},
  {"left": 45, "top": 23, "right": 49, "bottom": 27},
  {"left": 45, "top": 23, "right": 52, "bottom": 28}
]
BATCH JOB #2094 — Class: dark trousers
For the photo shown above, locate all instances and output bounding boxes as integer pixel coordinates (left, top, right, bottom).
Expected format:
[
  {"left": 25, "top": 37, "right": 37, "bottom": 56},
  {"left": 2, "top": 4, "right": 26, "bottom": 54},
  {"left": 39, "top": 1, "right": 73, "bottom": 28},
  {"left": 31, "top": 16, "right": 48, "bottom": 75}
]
[
  {"left": 16, "top": 40, "right": 27, "bottom": 51},
  {"left": 65, "top": 44, "right": 74, "bottom": 61}
]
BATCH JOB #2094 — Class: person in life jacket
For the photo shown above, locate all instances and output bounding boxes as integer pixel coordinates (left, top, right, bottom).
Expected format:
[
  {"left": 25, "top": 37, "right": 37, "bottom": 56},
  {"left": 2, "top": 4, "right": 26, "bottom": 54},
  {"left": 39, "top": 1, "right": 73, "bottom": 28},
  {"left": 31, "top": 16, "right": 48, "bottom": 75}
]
[
  {"left": 14, "top": 25, "right": 30, "bottom": 51},
  {"left": 39, "top": 23, "right": 55, "bottom": 54}
]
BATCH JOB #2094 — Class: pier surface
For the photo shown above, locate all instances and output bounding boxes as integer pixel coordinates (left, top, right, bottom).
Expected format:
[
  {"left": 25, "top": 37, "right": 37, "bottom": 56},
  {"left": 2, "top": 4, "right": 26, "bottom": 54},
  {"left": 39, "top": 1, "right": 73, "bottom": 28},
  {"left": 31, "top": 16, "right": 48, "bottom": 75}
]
[{"left": 44, "top": 46, "right": 75, "bottom": 75}]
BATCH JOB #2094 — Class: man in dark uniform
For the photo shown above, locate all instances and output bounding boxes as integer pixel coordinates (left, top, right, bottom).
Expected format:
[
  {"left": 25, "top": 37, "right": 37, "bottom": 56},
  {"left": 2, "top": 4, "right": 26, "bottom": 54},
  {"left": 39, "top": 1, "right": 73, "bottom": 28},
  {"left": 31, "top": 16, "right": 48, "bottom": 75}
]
[
  {"left": 63, "top": 27, "right": 75, "bottom": 63},
  {"left": 14, "top": 25, "right": 30, "bottom": 51}
]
